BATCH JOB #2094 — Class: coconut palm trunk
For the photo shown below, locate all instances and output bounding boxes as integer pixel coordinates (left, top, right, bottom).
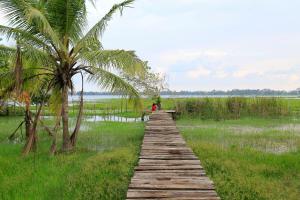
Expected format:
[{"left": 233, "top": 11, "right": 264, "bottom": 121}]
[
  {"left": 25, "top": 106, "right": 31, "bottom": 139},
  {"left": 61, "top": 85, "right": 71, "bottom": 151},
  {"left": 22, "top": 102, "right": 43, "bottom": 155},
  {"left": 70, "top": 72, "right": 84, "bottom": 147}
]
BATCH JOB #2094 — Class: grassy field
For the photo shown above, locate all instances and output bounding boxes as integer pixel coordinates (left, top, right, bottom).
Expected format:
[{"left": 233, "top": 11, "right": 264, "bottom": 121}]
[
  {"left": 1, "top": 97, "right": 300, "bottom": 200},
  {"left": 0, "top": 117, "right": 144, "bottom": 200},
  {"left": 177, "top": 117, "right": 300, "bottom": 200}
]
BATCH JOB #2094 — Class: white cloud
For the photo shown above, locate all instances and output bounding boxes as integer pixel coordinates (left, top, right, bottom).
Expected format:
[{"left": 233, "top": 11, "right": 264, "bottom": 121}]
[
  {"left": 290, "top": 75, "right": 300, "bottom": 82},
  {"left": 186, "top": 66, "right": 211, "bottom": 79},
  {"left": 153, "top": 49, "right": 230, "bottom": 76},
  {"left": 161, "top": 49, "right": 229, "bottom": 65},
  {"left": 232, "top": 59, "right": 299, "bottom": 78},
  {"left": 214, "top": 70, "right": 228, "bottom": 79}
]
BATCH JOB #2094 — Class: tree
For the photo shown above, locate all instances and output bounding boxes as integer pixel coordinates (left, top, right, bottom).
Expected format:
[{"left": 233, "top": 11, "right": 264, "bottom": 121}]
[
  {"left": 123, "top": 69, "right": 168, "bottom": 110},
  {"left": 1, "top": 40, "right": 52, "bottom": 154},
  {"left": 0, "top": 0, "right": 149, "bottom": 153}
]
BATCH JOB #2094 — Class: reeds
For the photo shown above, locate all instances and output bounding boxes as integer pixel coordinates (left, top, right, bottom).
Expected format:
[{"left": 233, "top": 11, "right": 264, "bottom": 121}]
[{"left": 175, "top": 97, "right": 290, "bottom": 120}]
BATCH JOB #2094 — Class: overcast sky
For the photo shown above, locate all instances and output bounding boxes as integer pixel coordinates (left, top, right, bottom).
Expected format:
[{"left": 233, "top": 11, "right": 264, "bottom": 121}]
[{"left": 1, "top": 0, "right": 300, "bottom": 91}]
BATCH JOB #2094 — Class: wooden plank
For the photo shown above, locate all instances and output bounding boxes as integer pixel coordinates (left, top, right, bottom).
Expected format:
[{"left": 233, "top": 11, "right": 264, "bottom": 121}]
[
  {"left": 133, "top": 172, "right": 207, "bottom": 178},
  {"left": 139, "top": 159, "right": 201, "bottom": 165},
  {"left": 128, "top": 179, "right": 215, "bottom": 190},
  {"left": 127, "top": 189, "right": 219, "bottom": 199},
  {"left": 126, "top": 111, "right": 220, "bottom": 199},
  {"left": 135, "top": 165, "right": 203, "bottom": 171}
]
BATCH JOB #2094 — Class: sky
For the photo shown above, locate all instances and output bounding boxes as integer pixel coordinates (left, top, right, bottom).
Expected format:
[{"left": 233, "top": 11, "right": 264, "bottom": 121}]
[{"left": 1, "top": 0, "right": 300, "bottom": 91}]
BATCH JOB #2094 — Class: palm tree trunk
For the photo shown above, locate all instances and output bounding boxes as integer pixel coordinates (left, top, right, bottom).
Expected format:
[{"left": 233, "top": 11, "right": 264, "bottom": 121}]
[
  {"left": 25, "top": 108, "right": 31, "bottom": 139},
  {"left": 70, "top": 73, "right": 84, "bottom": 147},
  {"left": 61, "top": 85, "right": 71, "bottom": 151},
  {"left": 22, "top": 103, "right": 43, "bottom": 155},
  {"left": 70, "top": 93, "right": 83, "bottom": 147}
]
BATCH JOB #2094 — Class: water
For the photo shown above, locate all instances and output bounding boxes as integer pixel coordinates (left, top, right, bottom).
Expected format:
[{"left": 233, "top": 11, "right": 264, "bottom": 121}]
[
  {"left": 69, "top": 95, "right": 123, "bottom": 102},
  {"left": 85, "top": 115, "right": 149, "bottom": 122},
  {"left": 68, "top": 94, "right": 300, "bottom": 102},
  {"left": 42, "top": 115, "right": 149, "bottom": 123},
  {"left": 68, "top": 94, "right": 237, "bottom": 102}
]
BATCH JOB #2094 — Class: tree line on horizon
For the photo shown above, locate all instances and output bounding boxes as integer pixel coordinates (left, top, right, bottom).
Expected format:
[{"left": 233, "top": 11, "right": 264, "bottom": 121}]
[{"left": 77, "top": 88, "right": 300, "bottom": 96}]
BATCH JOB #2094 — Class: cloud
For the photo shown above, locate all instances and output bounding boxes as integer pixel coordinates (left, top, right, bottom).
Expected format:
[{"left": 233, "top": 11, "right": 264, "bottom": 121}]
[
  {"left": 290, "top": 75, "right": 300, "bottom": 82},
  {"left": 186, "top": 66, "right": 211, "bottom": 79},
  {"left": 214, "top": 70, "right": 228, "bottom": 79},
  {"left": 232, "top": 59, "right": 300, "bottom": 78},
  {"left": 161, "top": 49, "right": 229, "bottom": 65},
  {"left": 153, "top": 49, "right": 230, "bottom": 76}
]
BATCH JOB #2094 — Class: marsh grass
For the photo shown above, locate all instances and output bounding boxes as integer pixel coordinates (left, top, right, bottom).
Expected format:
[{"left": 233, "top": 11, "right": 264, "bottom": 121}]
[
  {"left": 176, "top": 97, "right": 291, "bottom": 120},
  {"left": 0, "top": 117, "right": 144, "bottom": 200},
  {"left": 178, "top": 118, "right": 300, "bottom": 200}
]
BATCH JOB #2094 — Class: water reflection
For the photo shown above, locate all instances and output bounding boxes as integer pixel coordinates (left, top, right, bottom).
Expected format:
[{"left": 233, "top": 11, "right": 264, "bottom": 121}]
[
  {"left": 42, "top": 115, "right": 149, "bottom": 123},
  {"left": 84, "top": 115, "right": 149, "bottom": 122}
]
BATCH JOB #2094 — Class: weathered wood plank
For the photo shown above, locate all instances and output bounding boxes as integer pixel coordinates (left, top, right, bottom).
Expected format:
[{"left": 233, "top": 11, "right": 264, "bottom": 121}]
[
  {"left": 128, "top": 179, "right": 215, "bottom": 190},
  {"left": 127, "top": 189, "right": 219, "bottom": 199},
  {"left": 135, "top": 165, "right": 203, "bottom": 171},
  {"left": 133, "top": 172, "right": 207, "bottom": 178},
  {"left": 139, "top": 159, "right": 201, "bottom": 165}
]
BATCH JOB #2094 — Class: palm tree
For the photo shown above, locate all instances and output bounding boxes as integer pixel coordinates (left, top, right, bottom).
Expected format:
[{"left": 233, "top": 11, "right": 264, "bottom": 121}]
[{"left": 0, "top": 0, "right": 148, "bottom": 153}]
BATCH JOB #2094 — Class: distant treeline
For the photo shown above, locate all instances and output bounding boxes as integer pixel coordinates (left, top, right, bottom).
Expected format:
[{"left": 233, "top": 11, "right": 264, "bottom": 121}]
[
  {"left": 72, "top": 91, "right": 122, "bottom": 95},
  {"left": 74, "top": 89, "right": 300, "bottom": 96}
]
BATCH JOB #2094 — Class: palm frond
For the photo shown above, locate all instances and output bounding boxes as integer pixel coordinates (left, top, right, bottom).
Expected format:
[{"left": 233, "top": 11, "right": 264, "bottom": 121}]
[
  {"left": 0, "top": 44, "right": 16, "bottom": 57},
  {"left": 73, "top": 0, "right": 134, "bottom": 53},
  {"left": 45, "top": 0, "right": 87, "bottom": 43},
  {"left": 20, "top": 41, "right": 57, "bottom": 68},
  {"left": 79, "top": 49, "right": 147, "bottom": 78},
  {"left": 0, "top": 25, "right": 52, "bottom": 52},
  {"left": 0, "top": 0, "right": 64, "bottom": 52},
  {"left": 88, "top": 66, "right": 142, "bottom": 109},
  {"left": 24, "top": 5, "right": 65, "bottom": 52}
]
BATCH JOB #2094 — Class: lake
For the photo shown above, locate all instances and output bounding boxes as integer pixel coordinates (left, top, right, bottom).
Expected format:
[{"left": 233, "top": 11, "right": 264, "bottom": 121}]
[{"left": 68, "top": 94, "right": 300, "bottom": 102}]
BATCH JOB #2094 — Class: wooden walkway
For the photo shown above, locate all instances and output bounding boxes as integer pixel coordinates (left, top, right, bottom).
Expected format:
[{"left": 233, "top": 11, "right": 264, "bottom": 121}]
[{"left": 127, "top": 111, "right": 220, "bottom": 200}]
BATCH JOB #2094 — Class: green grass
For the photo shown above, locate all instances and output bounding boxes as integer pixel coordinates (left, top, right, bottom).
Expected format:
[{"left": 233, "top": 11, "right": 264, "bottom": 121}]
[
  {"left": 2, "top": 97, "right": 300, "bottom": 200},
  {"left": 178, "top": 117, "right": 300, "bottom": 200},
  {"left": 4, "top": 97, "right": 300, "bottom": 119},
  {"left": 0, "top": 117, "right": 144, "bottom": 200}
]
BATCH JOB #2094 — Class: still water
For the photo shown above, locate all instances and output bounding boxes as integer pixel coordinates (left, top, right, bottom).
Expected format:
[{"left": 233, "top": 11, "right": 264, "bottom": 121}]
[
  {"left": 42, "top": 115, "right": 149, "bottom": 123},
  {"left": 68, "top": 94, "right": 229, "bottom": 102}
]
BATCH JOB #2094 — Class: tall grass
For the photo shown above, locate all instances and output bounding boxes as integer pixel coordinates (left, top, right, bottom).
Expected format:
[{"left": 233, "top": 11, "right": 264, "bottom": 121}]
[
  {"left": 175, "top": 97, "right": 290, "bottom": 120},
  {"left": 0, "top": 117, "right": 144, "bottom": 200},
  {"left": 178, "top": 117, "right": 300, "bottom": 200}
]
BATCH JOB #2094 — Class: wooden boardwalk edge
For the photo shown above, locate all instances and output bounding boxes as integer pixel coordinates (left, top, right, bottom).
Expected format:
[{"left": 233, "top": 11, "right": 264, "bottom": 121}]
[{"left": 126, "top": 111, "right": 220, "bottom": 200}]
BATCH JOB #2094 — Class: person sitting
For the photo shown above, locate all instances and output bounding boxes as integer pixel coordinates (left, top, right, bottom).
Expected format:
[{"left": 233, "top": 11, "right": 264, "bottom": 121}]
[{"left": 151, "top": 103, "right": 157, "bottom": 112}]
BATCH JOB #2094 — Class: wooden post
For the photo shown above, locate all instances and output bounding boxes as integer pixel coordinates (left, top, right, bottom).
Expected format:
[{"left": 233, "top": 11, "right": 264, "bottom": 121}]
[
  {"left": 14, "top": 101, "right": 16, "bottom": 115},
  {"left": 72, "top": 100, "right": 74, "bottom": 115},
  {"left": 94, "top": 104, "right": 96, "bottom": 117},
  {"left": 120, "top": 99, "right": 123, "bottom": 114}
]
